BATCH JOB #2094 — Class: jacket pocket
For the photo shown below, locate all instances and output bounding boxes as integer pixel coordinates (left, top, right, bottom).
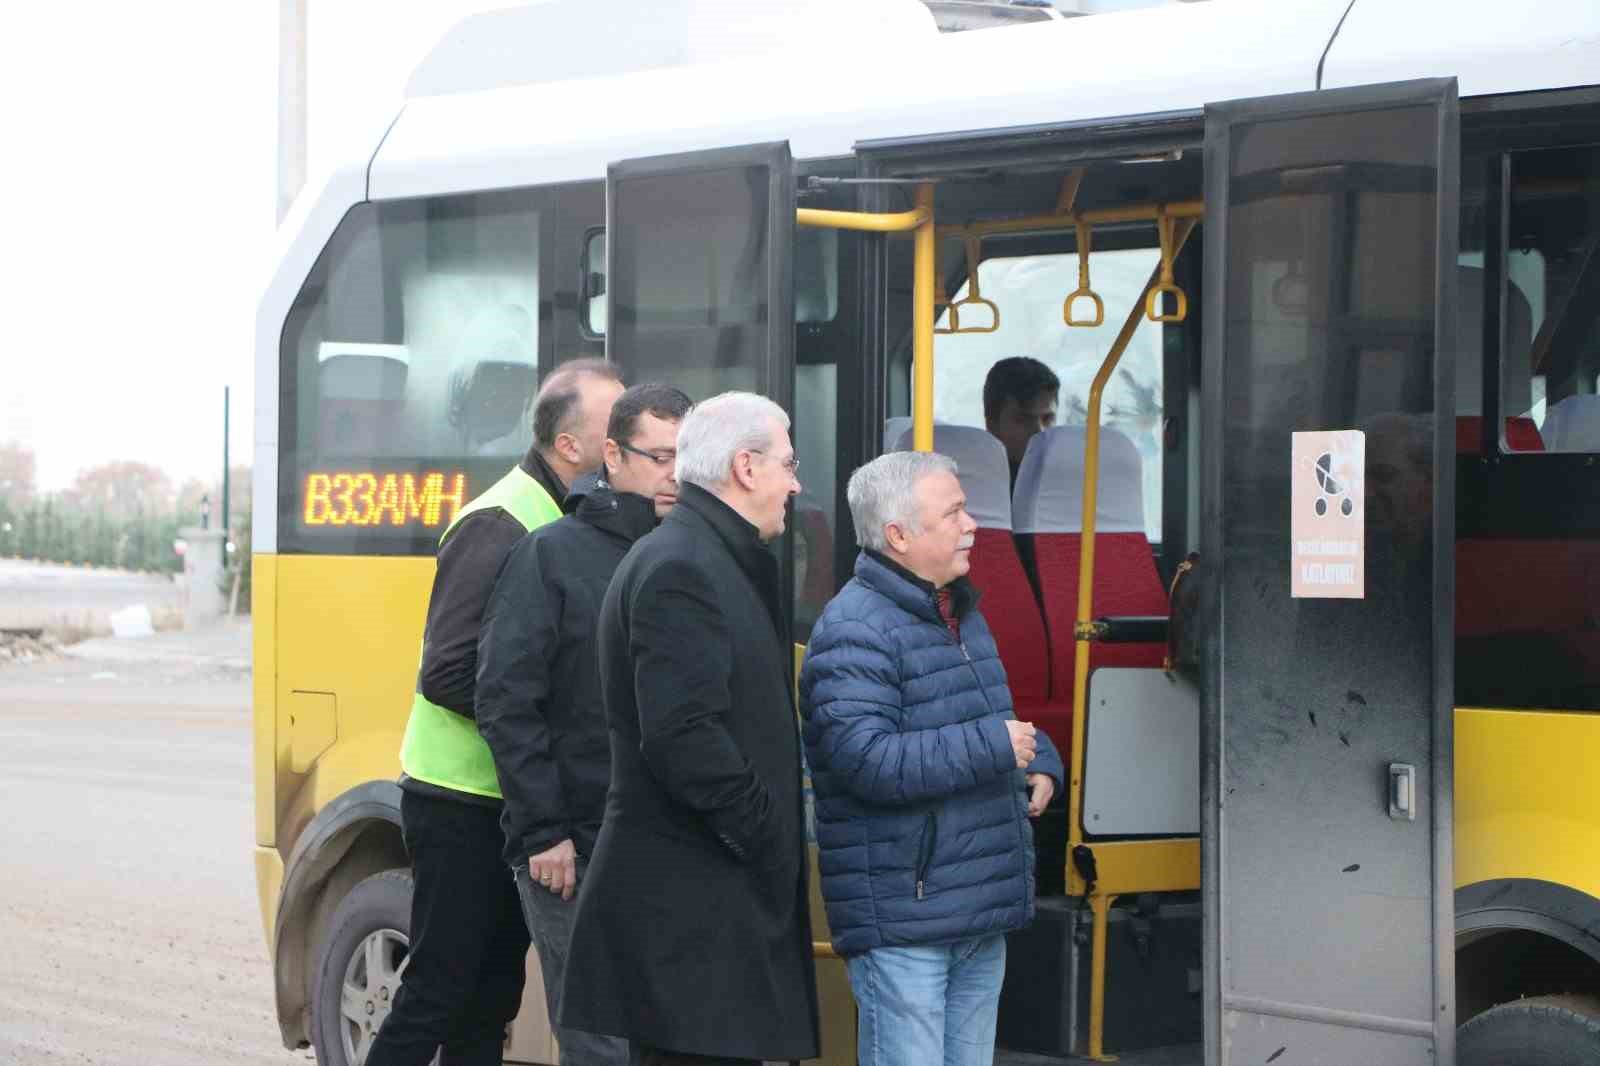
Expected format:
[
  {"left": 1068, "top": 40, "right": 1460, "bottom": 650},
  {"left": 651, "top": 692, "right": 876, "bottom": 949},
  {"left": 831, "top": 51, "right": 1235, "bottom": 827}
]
[{"left": 915, "top": 811, "right": 938, "bottom": 900}]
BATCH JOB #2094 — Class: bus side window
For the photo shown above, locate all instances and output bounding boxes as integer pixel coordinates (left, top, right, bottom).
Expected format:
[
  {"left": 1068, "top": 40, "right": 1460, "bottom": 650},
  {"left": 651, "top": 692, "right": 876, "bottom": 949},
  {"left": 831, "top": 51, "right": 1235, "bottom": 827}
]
[
  {"left": 279, "top": 189, "right": 554, "bottom": 554},
  {"left": 1502, "top": 145, "right": 1600, "bottom": 453},
  {"left": 1456, "top": 143, "right": 1600, "bottom": 712}
]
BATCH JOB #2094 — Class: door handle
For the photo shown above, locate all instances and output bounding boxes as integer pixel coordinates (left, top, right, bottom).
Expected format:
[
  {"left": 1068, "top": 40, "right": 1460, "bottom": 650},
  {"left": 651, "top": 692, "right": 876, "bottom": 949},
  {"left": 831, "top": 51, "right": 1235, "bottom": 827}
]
[{"left": 1388, "top": 763, "right": 1416, "bottom": 822}]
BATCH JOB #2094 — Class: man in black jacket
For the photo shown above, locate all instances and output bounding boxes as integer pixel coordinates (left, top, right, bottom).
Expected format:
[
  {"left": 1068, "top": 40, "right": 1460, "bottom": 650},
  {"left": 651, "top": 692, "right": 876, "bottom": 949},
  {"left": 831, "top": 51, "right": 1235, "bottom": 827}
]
[
  {"left": 366, "top": 359, "right": 623, "bottom": 1066},
  {"left": 476, "top": 383, "right": 692, "bottom": 1066},
  {"left": 562, "top": 391, "right": 821, "bottom": 1066}
]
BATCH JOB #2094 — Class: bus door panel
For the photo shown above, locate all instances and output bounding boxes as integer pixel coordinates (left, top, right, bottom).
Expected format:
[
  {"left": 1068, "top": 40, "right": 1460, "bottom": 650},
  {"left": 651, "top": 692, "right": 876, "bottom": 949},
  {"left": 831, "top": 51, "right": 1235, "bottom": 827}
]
[
  {"left": 604, "top": 141, "right": 796, "bottom": 412},
  {"left": 1200, "top": 79, "right": 1458, "bottom": 1065}
]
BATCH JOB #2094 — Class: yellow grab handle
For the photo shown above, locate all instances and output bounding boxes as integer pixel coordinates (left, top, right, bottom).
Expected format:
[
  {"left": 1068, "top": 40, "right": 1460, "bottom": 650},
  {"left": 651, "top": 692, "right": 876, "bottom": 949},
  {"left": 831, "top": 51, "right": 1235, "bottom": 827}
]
[
  {"left": 1063, "top": 216, "right": 1104, "bottom": 327},
  {"left": 937, "top": 233, "right": 1001, "bottom": 335},
  {"left": 1146, "top": 209, "right": 1189, "bottom": 323},
  {"left": 1146, "top": 282, "right": 1188, "bottom": 323}
]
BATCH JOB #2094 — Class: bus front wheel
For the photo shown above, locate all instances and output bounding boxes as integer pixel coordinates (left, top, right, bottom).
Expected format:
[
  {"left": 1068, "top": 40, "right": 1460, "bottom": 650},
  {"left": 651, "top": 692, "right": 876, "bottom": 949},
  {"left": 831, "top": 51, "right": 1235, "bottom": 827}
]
[
  {"left": 311, "top": 869, "right": 414, "bottom": 1066},
  {"left": 1458, "top": 994, "right": 1600, "bottom": 1065}
]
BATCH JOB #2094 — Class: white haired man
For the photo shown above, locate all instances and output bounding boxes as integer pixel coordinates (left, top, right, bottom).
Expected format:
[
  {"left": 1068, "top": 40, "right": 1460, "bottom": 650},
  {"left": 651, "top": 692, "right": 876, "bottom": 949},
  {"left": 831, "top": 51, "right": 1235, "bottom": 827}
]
[
  {"left": 561, "top": 392, "right": 821, "bottom": 1066},
  {"left": 800, "top": 450, "right": 1063, "bottom": 1066}
]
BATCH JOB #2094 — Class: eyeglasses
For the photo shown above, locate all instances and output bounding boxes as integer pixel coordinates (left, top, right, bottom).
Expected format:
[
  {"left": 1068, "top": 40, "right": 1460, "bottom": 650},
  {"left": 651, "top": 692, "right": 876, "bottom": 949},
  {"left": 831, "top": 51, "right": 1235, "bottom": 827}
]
[
  {"left": 618, "top": 442, "right": 676, "bottom": 467},
  {"left": 750, "top": 449, "right": 801, "bottom": 475}
]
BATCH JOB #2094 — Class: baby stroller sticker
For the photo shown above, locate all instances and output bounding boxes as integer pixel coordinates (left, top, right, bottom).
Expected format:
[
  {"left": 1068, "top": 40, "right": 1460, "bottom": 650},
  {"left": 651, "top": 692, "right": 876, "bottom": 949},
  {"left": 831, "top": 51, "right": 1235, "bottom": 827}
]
[{"left": 1291, "top": 430, "right": 1365, "bottom": 599}]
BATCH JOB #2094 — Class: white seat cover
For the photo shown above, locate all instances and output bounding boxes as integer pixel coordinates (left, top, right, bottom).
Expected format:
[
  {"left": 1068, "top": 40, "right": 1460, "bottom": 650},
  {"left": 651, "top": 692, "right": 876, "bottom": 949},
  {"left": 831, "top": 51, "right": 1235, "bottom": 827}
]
[
  {"left": 1012, "top": 425, "right": 1145, "bottom": 535},
  {"left": 1543, "top": 394, "right": 1600, "bottom": 453},
  {"left": 884, "top": 421, "right": 1012, "bottom": 531},
  {"left": 882, "top": 416, "right": 913, "bottom": 454}
]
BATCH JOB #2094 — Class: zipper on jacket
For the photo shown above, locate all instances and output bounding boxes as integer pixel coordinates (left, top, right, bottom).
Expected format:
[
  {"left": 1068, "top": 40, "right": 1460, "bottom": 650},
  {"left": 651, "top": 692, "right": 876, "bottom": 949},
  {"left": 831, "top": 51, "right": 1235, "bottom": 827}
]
[
  {"left": 935, "top": 593, "right": 1034, "bottom": 913},
  {"left": 915, "top": 811, "right": 938, "bottom": 900}
]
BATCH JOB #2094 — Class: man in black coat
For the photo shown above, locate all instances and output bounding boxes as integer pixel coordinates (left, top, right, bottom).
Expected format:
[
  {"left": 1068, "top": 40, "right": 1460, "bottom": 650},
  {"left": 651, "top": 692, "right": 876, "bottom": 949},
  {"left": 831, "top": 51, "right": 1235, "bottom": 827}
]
[
  {"left": 562, "top": 391, "right": 821, "bottom": 1066},
  {"left": 475, "top": 383, "right": 692, "bottom": 1066}
]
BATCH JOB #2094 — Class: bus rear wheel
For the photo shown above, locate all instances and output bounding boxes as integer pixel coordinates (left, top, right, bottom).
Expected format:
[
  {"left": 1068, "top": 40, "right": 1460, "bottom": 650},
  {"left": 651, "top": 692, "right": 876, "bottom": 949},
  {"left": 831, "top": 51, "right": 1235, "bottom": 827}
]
[
  {"left": 311, "top": 869, "right": 414, "bottom": 1066},
  {"left": 1458, "top": 994, "right": 1600, "bottom": 1065}
]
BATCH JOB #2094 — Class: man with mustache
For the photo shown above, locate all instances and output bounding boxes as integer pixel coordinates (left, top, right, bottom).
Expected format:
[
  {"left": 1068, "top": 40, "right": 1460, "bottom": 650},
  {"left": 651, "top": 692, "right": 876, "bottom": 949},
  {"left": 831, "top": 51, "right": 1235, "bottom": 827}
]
[{"left": 800, "top": 449, "right": 1062, "bottom": 1066}]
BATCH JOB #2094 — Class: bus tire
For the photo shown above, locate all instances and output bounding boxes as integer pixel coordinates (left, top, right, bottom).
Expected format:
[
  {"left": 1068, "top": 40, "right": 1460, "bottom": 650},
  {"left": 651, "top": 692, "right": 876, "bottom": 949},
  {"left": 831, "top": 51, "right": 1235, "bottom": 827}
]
[
  {"left": 311, "top": 868, "right": 414, "bottom": 1066},
  {"left": 1458, "top": 994, "right": 1600, "bottom": 1065}
]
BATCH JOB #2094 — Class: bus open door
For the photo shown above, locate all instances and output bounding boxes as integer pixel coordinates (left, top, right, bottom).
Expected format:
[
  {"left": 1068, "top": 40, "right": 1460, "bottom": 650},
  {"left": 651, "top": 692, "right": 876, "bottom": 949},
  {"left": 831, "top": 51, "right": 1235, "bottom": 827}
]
[{"left": 1200, "top": 79, "right": 1459, "bottom": 1064}]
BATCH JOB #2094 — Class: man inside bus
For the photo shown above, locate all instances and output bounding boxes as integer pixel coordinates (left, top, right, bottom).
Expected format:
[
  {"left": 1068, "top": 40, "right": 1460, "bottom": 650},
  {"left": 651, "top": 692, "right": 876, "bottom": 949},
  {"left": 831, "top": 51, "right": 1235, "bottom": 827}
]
[
  {"left": 799, "top": 450, "right": 1063, "bottom": 1066},
  {"left": 562, "top": 392, "right": 821, "bottom": 1066},
  {"left": 983, "top": 355, "right": 1059, "bottom": 489},
  {"left": 367, "top": 358, "right": 624, "bottom": 1066},
  {"left": 475, "top": 382, "right": 693, "bottom": 1066}
]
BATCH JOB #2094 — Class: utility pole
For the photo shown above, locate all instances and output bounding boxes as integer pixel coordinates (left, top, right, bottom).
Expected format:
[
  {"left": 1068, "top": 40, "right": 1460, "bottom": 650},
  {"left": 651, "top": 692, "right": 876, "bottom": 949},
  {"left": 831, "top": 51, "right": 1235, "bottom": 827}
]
[
  {"left": 277, "top": 0, "right": 308, "bottom": 224},
  {"left": 222, "top": 387, "right": 230, "bottom": 569}
]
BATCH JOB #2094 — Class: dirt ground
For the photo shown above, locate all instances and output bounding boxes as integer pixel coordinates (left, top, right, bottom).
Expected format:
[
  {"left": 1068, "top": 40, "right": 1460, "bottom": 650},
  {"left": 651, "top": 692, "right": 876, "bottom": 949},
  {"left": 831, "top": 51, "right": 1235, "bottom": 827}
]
[{"left": 0, "top": 620, "right": 309, "bottom": 1065}]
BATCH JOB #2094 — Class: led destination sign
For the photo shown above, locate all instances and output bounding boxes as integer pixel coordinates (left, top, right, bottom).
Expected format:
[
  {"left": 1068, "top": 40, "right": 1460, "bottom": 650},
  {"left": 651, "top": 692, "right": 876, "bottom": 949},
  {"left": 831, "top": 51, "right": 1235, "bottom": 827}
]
[{"left": 302, "top": 471, "right": 468, "bottom": 529}]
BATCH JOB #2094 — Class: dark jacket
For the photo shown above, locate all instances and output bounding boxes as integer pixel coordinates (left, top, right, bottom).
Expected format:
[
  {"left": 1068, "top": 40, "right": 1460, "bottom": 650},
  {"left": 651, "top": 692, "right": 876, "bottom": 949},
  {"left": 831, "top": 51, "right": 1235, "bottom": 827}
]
[
  {"left": 403, "top": 450, "right": 570, "bottom": 807},
  {"left": 475, "top": 481, "right": 657, "bottom": 867},
  {"left": 561, "top": 483, "right": 820, "bottom": 1062},
  {"left": 798, "top": 550, "right": 1064, "bottom": 957}
]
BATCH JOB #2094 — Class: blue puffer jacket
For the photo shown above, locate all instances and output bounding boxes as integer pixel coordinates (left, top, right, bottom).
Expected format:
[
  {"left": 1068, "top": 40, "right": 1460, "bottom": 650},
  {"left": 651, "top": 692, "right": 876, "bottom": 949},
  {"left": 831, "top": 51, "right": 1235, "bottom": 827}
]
[{"left": 799, "top": 551, "right": 1063, "bottom": 956}]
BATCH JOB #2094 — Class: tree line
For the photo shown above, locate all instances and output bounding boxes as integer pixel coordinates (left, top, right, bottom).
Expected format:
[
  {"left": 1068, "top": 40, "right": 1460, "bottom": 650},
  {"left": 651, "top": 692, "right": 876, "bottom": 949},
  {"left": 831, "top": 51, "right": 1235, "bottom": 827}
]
[{"left": 0, "top": 443, "right": 251, "bottom": 583}]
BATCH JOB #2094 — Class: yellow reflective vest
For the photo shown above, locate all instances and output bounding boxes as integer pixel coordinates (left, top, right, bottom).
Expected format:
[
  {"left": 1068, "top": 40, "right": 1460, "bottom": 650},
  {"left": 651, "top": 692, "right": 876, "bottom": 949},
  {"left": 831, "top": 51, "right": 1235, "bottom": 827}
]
[{"left": 398, "top": 465, "right": 564, "bottom": 799}]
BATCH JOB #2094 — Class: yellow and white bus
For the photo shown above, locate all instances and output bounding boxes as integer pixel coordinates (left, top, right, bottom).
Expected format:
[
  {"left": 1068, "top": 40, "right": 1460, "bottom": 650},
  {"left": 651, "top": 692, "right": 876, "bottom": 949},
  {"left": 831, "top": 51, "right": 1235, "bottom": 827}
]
[{"left": 253, "top": 2, "right": 1600, "bottom": 1063}]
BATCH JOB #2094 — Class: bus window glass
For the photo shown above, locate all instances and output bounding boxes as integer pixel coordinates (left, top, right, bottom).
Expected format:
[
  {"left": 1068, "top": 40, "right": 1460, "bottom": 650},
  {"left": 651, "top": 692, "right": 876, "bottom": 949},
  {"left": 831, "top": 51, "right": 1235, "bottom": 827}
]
[
  {"left": 1503, "top": 145, "right": 1600, "bottom": 452},
  {"left": 278, "top": 191, "right": 546, "bottom": 554},
  {"left": 931, "top": 248, "right": 1164, "bottom": 542},
  {"left": 608, "top": 165, "right": 769, "bottom": 398},
  {"left": 793, "top": 362, "right": 838, "bottom": 637},
  {"left": 607, "top": 171, "right": 836, "bottom": 398}
]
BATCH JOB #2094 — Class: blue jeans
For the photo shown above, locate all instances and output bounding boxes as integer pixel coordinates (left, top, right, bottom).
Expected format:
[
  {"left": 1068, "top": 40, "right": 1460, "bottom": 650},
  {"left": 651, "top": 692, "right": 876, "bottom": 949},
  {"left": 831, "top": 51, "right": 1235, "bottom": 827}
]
[
  {"left": 845, "top": 935, "right": 1007, "bottom": 1066},
  {"left": 513, "top": 861, "right": 632, "bottom": 1066}
]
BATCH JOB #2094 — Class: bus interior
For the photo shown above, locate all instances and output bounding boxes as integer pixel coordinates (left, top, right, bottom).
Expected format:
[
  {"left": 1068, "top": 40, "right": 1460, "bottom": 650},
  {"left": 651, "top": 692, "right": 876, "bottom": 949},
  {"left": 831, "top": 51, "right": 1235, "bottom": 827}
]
[
  {"left": 776, "top": 98, "right": 1600, "bottom": 1062},
  {"left": 869, "top": 147, "right": 1207, "bottom": 1064}
]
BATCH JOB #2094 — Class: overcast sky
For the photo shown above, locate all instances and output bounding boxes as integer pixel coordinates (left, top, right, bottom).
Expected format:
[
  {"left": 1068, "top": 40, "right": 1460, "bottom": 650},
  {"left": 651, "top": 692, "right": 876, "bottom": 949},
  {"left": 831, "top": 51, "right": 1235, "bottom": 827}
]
[{"left": 2, "top": 1, "right": 506, "bottom": 492}]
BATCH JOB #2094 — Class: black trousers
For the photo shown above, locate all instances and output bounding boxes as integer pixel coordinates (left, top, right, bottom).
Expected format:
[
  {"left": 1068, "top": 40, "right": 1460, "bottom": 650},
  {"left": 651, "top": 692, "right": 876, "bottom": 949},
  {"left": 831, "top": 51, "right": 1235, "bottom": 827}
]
[
  {"left": 366, "top": 788, "right": 530, "bottom": 1066},
  {"left": 636, "top": 1050, "right": 758, "bottom": 1066}
]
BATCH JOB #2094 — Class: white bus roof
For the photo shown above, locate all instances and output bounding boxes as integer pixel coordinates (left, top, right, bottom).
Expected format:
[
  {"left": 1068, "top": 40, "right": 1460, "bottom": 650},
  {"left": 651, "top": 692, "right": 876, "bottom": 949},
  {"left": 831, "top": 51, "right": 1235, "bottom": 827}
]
[
  {"left": 368, "top": 0, "right": 1600, "bottom": 201},
  {"left": 254, "top": 0, "right": 1600, "bottom": 553}
]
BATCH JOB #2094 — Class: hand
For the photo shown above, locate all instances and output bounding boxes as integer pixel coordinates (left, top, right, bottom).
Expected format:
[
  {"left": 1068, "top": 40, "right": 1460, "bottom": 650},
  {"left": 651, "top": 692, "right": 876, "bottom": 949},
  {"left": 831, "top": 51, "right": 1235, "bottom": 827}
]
[
  {"left": 1005, "top": 719, "right": 1037, "bottom": 770},
  {"left": 528, "top": 839, "right": 577, "bottom": 901},
  {"left": 1026, "top": 773, "right": 1055, "bottom": 817}
]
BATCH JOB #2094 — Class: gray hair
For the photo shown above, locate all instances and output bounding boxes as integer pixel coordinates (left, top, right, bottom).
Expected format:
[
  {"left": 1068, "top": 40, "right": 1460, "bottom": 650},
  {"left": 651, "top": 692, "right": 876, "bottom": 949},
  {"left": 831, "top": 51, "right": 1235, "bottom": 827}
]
[
  {"left": 675, "top": 391, "right": 791, "bottom": 490},
  {"left": 847, "top": 451, "right": 959, "bottom": 552}
]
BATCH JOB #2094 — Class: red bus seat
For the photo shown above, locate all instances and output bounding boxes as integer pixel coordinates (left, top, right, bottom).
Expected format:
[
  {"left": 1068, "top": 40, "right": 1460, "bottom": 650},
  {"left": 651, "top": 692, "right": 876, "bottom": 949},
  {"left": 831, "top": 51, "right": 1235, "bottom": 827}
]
[
  {"left": 1454, "top": 416, "right": 1543, "bottom": 455},
  {"left": 885, "top": 422, "right": 1052, "bottom": 710},
  {"left": 1013, "top": 426, "right": 1168, "bottom": 755}
]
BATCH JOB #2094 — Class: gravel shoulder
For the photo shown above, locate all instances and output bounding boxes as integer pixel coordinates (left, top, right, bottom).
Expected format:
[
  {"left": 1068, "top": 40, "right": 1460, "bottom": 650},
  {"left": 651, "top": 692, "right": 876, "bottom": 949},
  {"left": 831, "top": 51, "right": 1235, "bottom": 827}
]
[{"left": 0, "top": 620, "right": 307, "bottom": 1066}]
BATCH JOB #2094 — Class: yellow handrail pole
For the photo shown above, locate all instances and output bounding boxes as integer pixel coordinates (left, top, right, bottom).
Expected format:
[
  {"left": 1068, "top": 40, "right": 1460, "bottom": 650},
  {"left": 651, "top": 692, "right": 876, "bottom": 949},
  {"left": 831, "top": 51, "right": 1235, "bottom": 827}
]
[
  {"left": 794, "top": 190, "right": 936, "bottom": 450},
  {"left": 1087, "top": 892, "right": 1119, "bottom": 1062},
  {"left": 1070, "top": 218, "right": 1195, "bottom": 1062},
  {"left": 912, "top": 183, "right": 937, "bottom": 452},
  {"left": 936, "top": 198, "right": 1202, "bottom": 241},
  {"left": 796, "top": 204, "right": 930, "bottom": 233}
]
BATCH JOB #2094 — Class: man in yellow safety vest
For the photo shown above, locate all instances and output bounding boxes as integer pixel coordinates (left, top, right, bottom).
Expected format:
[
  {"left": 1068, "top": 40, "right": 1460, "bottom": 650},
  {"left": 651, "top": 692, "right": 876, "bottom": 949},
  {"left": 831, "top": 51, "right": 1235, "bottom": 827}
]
[{"left": 365, "top": 358, "right": 624, "bottom": 1066}]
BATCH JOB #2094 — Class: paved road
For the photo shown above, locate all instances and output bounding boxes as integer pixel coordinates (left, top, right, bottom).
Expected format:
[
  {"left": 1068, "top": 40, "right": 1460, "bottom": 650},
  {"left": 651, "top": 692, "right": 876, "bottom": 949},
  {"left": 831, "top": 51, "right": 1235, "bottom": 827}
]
[
  {"left": 0, "top": 622, "right": 308, "bottom": 1065},
  {"left": 0, "top": 558, "right": 183, "bottom": 632}
]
